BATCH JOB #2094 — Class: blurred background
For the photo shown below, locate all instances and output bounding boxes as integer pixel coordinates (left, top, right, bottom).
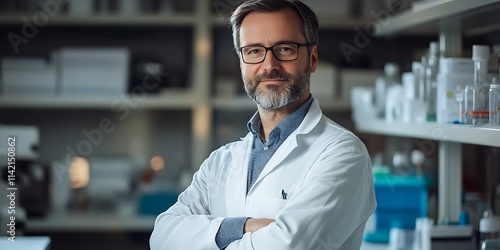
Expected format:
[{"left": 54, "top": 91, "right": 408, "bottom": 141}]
[{"left": 0, "top": 0, "right": 499, "bottom": 249}]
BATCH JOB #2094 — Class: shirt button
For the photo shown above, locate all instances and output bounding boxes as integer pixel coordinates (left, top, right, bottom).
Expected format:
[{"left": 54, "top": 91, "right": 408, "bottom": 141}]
[{"left": 263, "top": 146, "right": 268, "bottom": 150}]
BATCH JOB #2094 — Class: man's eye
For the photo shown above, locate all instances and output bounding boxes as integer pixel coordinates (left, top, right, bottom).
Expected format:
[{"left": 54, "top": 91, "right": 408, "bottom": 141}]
[
  {"left": 279, "top": 46, "right": 295, "bottom": 52},
  {"left": 247, "top": 48, "right": 262, "bottom": 54}
]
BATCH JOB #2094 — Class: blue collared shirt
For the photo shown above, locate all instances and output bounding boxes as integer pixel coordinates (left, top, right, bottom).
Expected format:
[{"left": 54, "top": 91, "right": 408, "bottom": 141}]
[
  {"left": 245, "top": 95, "right": 313, "bottom": 192},
  {"left": 215, "top": 95, "right": 313, "bottom": 249}
]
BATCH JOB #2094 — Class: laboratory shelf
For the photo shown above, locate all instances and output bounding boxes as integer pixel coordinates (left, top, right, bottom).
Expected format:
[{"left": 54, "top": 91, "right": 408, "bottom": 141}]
[
  {"left": 26, "top": 212, "right": 155, "bottom": 232},
  {"left": 0, "top": 13, "right": 196, "bottom": 26},
  {"left": 0, "top": 91, "right": 195, "bottom": 110},
  {"left": 356, "top": 119, "right": 500, "bottom": 224},
  {"left": 375, "top": 0, "right": 500, "bottom": 36},
  {"left": 355, "top": 120, "right": 500, "bottom": 148},
  {"left": 212, "top": 15, "right": 367, "bottom": 30},
  {"left": 212, "top": 96, "right": 256, "bottom": 110}
]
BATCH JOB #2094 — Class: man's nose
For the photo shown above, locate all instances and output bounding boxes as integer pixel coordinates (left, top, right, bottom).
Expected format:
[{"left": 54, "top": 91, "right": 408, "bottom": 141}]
[{"left": 261, "top": 50, "right": 280, "bottom": 72}]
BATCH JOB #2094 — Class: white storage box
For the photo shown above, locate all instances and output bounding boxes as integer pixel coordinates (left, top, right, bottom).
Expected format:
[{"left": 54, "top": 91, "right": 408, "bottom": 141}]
[
  {"left": 439, "top": 57, "right": 473, "bottom": 74},
  {"left": 310, "top": 61, "right": 338, "bottom": 98},
  {"left": 437, "top": 72, "right": 474, "bottom": 124},
  {"left": 436, "top": 58, "right": 474, "bottom": 124},
  {"left": 59, "top": 47, "right": 130, "bottom": 97},
  {"left": 0, "top": 125, "right": 39, "bottom": 160},
  {"left": 341, "top": 69, "right": 382, "bottom": 103},
  {"left": 1, "top": 58, "right": 57, "bottom": 96}
]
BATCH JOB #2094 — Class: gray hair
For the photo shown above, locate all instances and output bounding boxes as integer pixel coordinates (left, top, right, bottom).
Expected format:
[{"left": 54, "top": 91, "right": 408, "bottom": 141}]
[{"left": 229, "top": 0, "right": 319, "bottom": 52}]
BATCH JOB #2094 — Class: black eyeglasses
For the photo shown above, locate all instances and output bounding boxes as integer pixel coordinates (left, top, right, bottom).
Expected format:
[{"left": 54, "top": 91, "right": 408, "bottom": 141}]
[{"left": 238, "top": 43, "right": 311, "bottom": 64}]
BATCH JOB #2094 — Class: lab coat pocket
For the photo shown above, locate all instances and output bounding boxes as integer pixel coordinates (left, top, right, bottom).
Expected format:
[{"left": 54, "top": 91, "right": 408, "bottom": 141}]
[{"left": 259, "top": 197, "right": 288, "bottom": 219}]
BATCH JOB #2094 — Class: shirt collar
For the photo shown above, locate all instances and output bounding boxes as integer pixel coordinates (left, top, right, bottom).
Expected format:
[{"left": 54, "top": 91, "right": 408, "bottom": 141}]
[{"left": 247, "top": 95, "right": 314, "bottom": 140}]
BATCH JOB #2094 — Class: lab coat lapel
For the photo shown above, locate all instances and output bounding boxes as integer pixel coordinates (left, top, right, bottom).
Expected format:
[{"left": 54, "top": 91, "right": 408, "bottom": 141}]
[
  {"left": 226, "top": 133, "right": 253, "bottom": 215},
  {"left": 251, "top": 135, "right": 298, "bottom": 187},
  {"left": 248, "top": 99, "right": 323, "bottom": 191}
]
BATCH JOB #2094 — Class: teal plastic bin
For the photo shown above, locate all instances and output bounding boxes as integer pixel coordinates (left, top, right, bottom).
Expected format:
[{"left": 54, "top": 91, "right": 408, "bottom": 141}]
[
  {"left": 138, "top": 192, "right": 179, "bottom": 216},
  {"left": 364, "top": 175, "right": 428, "bottom": 243}
]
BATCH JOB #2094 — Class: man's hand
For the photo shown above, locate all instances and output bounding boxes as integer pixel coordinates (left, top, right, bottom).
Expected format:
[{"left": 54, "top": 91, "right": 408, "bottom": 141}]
[{"left": 244, "top": 218, "right": 275, "bottom": 233}]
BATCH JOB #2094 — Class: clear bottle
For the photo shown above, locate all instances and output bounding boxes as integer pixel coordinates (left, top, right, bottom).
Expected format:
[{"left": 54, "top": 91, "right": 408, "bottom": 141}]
[
  {"left": 376, "top": 63, "right": 400, "bottom": 118},
  {"left": 457, "top": 87, "right": 466, "bottom": 124},
  {"left": 465, "top": 45, "right": 490, "bottom": 125},
  {"left": 425, "top": 42, "right": 439, "bottom": 122},
  {"left": 479, "top": 211, "right": 500, "bottom": 249},
  {"left": 419, "top": 55, "right": 427, "bottom": 104},
  {"left": 412, "top": 62, "right": 422, "bottom": 100},
  {"left": 490, "top": 84, "right": 500, "bottom": 127}
]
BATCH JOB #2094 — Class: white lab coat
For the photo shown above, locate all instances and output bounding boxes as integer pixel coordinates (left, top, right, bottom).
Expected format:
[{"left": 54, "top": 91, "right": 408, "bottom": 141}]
[{"left": 150, "top": 99, "right": 376, "bottom": 250}]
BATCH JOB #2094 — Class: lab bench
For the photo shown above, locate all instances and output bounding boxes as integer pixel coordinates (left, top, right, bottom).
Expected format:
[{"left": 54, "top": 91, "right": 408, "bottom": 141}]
[
  {"left": 25, "top": 212, "right": 154, "bottom": 250},
  {"left": 26, "top": 212, "right": 156, "bottom": 232}
]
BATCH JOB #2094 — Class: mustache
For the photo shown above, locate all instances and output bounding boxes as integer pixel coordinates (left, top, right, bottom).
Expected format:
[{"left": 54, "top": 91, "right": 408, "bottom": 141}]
[{"left": 254, "top": 71, "right": 292, "bottom": 83}]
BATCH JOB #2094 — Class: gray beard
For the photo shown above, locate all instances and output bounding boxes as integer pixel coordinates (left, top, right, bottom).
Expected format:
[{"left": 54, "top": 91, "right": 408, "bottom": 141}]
[{"left": 243, "top": 69, "right": 310, "bottom": 110}]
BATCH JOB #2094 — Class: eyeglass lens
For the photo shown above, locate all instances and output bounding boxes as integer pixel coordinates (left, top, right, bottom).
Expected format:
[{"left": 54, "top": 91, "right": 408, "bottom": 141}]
[{"left": 241, "top": 44, "right": 300, "bottom": 63}]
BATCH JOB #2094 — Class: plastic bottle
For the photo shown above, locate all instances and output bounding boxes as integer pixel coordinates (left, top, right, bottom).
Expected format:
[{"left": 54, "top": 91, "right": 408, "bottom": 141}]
[
  {"left": 412, "top": 62, "right": 423, "bottom": 100},
  {"left": 479, "top": 211, "right": 500, "bottom": 249},
  {"left": 490, "top": 84, "right": 500, "bottom": 127},
  {"left": 376, "top": 63, "right": 400, "bottom": 118},
  {"left": 465, "top": 45, "right": 490, "bottom": 125},
  {"left": 419, "top": 55, "right": 427, "bottom": 104},
  {"left": 457, "top": 87, "right": 466, "bottom": 124},
  {"left": 411, "top": 62, "right": 427, "bottom": 122},
  {"left": 425, "top": 42, "right": 439, "bottom": 122},
  {"left": 389, "top": 221, "right": 413, "bottom": 250}
]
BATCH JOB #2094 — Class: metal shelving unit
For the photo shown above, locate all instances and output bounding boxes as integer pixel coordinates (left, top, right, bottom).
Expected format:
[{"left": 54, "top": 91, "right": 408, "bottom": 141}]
[
  {"left": 356, "top": 120, "right": 500, "bottom": 148},
  {"left": 212, "top": 15, "right": 367, "bottom": 30},
  {"left": 361, "top": 0, "right": 500, "bottom": 224},
  {"left": 0, "top": 91, "right": 195, "bottom": 109},
  {"left": 375, "top": 0, "right": 500, "bottom": 37},
  {"left": 0, "top": 13, "right": 196, "bottom": 26},
  {"left": 357, "top": 120, "right": 500, "bottom": 223}
]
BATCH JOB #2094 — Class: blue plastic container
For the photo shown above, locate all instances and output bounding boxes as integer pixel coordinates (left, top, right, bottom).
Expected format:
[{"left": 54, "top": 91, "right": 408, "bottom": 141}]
[
  {"left": 364, "top": 175, "right": 428, "bottom": 243},
  {"left": 138, "top": 192, "right": 179, "bottom": 216}
]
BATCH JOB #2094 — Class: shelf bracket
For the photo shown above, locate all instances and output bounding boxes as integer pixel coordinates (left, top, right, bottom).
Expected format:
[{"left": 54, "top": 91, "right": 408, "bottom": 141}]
[{"left": 438, "top": 141, "right": 462, "bottom": 223}]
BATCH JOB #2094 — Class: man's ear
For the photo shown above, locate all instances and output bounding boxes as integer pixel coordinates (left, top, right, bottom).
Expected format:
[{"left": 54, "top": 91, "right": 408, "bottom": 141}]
[{"left": 309, "top": 46, "right": 318, "bottom": 73}]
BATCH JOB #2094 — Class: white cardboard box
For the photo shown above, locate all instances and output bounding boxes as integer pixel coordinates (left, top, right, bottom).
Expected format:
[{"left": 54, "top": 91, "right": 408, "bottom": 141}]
[
  {"left": 1, "top": 57, "right": 57, "bottom": 96},
  {"left": 59, "top": 47, "right": 130, "bottom": 97},
  {"left": 436, "top": 72, "right": 474, "bottom": 123},
  {"left": 310, "top": 61, "right": 338, "bottom": 98},
  {"left": 341, "top": 69, "right": 382, "bottom": 103}
]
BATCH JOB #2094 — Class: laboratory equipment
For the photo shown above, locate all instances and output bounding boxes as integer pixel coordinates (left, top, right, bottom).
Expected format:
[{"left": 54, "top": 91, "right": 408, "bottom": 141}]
[
  {"left": 465, "top": 45, "right": 490, "bottom": 125},
  {"left": 425, "top": 42, "right": 439, "bottom": 122},
  {"left": 490, "top": 84, "right": 500, "bottom": 126},
  {"left": 376, "top": 63, "right": 400, "bottom": 118},
  {"left": 479, "top": 211, "right": 500, "bottom": 248},
  {"left": 436, "top": 57, "right": 473, "bottom": 124}
]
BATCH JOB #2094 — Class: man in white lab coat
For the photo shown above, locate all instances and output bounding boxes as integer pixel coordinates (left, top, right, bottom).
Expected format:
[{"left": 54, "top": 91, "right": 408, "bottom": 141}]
[{"left": 150, "top": 0, "right": 376, "bottom": 249}]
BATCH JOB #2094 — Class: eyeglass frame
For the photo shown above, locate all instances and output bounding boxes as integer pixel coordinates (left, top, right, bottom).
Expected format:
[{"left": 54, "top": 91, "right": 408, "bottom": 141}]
[{"left": 238, "top": 42, "right": 311, "bottom": 64}]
